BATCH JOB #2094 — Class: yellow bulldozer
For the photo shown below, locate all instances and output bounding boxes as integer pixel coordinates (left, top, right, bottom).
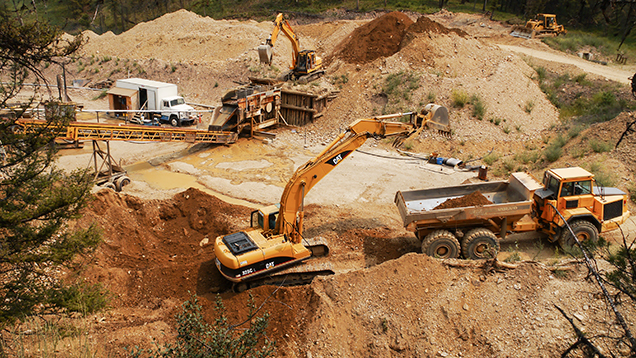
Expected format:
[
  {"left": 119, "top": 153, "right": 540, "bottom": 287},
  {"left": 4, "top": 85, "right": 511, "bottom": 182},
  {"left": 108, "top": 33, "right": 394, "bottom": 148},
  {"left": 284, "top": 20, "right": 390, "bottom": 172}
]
[{"left": 510, "top": 14, "right": 566, "bottom": 39}]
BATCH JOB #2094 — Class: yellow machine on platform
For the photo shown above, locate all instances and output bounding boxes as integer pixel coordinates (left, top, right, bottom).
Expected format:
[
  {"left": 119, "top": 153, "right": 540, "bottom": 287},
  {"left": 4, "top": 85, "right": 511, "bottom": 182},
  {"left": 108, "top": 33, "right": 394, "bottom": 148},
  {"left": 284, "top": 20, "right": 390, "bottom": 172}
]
[{"left": 258, "top": 13, "right": 324, "bottom": 82}]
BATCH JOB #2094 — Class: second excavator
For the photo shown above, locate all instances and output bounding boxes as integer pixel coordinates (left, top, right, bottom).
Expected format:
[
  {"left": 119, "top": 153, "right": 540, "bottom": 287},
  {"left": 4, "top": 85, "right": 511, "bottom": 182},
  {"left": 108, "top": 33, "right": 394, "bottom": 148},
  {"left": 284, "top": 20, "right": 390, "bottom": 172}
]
[
  {"left": 258, "top": 13, "right": 324, "bottom": 83},
  {"left": 214, "top": 104, "right": 451, "bottom": 292}
]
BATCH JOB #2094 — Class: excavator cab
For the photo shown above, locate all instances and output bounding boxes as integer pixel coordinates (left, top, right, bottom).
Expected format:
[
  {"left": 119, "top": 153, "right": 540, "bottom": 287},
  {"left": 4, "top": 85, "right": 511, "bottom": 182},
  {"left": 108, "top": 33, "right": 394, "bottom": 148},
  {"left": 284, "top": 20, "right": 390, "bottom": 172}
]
[{"left": 250, "top": 204, "right": 280, "bottom": 231}]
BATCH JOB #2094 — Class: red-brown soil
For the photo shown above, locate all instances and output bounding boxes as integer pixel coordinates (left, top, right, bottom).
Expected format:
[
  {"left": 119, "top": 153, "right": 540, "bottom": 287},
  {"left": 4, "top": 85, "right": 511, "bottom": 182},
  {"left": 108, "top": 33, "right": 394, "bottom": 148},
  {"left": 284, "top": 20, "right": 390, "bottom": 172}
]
[
  {"left": 407, "top": 15, "right": 468, "bottom": 36},
  {"left": 433, "top": 190, "right": 492, "bottom": 210},
  {"left": 331, "top": 11, "right": 414, "bottom": 64}
]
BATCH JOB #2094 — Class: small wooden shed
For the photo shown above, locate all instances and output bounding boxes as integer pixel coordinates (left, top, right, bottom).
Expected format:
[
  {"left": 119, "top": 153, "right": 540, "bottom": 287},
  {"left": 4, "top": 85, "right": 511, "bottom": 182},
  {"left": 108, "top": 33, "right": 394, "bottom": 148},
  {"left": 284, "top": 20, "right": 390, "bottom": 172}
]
[{"left": 107, "top": 87, "right": 138, "bottom": 120}]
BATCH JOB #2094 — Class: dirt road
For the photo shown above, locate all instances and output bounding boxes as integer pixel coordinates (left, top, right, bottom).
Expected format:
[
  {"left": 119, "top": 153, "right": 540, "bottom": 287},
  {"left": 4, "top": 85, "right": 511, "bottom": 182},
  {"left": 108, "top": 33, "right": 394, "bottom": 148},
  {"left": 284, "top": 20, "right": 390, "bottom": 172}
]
[{"left": 499, "top": 44, "right": 635, "bottom": 84}]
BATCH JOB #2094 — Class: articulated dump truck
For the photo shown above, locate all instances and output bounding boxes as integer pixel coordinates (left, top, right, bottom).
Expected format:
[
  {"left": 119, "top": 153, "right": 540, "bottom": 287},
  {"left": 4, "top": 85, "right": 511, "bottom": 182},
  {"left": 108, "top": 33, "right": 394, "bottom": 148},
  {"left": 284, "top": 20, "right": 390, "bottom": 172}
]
[{"left": 395, "top": 167, "right": 630, "bottom": 259}]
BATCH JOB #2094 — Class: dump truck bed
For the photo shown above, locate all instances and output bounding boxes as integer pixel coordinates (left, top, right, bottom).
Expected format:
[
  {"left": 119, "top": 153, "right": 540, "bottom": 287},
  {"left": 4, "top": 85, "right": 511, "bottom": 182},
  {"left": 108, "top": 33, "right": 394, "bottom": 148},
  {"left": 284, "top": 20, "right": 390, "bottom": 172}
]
[{"left": 395, "top": 173, "right": 543, "bottom": 232}]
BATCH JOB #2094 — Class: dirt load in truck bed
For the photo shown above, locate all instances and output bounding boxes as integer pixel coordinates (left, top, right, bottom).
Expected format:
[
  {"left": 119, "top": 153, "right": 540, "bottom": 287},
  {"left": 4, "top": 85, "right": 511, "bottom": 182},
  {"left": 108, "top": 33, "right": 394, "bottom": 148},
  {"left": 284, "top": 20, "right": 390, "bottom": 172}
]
[{"left": 433, "top": 190, "right": 492, "bottom": 210}]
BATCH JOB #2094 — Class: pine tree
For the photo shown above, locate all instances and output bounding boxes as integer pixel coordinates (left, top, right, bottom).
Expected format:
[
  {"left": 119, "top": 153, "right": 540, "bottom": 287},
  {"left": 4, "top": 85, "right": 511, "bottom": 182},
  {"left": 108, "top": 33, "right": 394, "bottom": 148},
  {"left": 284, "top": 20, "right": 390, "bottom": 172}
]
[{"left": 0, "top": 0, "right": 105, "bottom": 334}]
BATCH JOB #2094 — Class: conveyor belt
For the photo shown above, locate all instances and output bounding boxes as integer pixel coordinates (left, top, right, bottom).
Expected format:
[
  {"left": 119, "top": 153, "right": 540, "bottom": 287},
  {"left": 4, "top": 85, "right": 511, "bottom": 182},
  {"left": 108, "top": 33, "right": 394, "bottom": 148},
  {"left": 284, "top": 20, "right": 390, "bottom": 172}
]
[{"left": 15, "top": 119, "right": 238, "bottom": 144}]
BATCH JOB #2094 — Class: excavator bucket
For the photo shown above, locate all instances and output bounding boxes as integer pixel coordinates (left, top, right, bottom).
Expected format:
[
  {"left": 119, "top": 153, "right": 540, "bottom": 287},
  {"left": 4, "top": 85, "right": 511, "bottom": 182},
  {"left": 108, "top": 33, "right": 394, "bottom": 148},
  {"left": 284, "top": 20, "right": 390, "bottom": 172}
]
[
  {"left": 258, "top": 44, "right": 273, "bottom": 65},
  {"left": 423, "top": 104, "right": 451, "bottom": 135}
]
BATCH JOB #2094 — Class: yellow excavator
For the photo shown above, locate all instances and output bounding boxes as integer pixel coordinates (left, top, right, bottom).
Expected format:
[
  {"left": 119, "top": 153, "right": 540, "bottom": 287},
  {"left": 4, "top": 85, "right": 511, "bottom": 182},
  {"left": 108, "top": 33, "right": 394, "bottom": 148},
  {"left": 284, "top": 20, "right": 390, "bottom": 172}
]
[
  {"left": 214, "top": 104, "right": 451, "bottom": 292},
  {"left": 258, "top": 13, "right": 324, "bottom": 83}
]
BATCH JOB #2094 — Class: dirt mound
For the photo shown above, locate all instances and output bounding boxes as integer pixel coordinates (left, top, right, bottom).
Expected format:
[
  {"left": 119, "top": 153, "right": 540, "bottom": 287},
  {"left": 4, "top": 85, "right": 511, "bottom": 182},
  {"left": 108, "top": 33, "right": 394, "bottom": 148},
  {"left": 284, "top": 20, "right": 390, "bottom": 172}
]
[
  {"left": 303, "top": 252, "right": 604, "bottom": 357},
  {"left": 82, "top": 188, "right": 252, "bottom": 306},
  {"left": 434, "top": 190, "right": 492, "bottom": 210},
  {"left": 332, "top": 11, "right": 414, "bottom": 64},
  {"left": 407, "top": 16, "right": 468, "bottom": 37}
]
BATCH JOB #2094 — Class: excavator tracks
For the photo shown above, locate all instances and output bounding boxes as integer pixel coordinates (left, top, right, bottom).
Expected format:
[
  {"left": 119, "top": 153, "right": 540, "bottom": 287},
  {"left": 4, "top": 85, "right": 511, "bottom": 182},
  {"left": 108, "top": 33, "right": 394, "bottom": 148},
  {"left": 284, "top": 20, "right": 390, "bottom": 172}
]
[
  {"left": 232, "top": 261, "right": 334, "bottom": 293},
  {"left": 232, "top": 237, "right": 332, "bottom": 293}
]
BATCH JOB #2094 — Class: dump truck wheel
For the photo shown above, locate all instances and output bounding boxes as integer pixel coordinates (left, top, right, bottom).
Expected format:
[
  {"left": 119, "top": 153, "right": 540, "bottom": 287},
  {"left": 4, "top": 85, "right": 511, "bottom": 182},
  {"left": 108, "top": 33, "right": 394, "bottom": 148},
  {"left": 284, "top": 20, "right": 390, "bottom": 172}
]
[
  {"left": 462, "top": 228, "right": 499, "bottom": 260},
  {"left": 422, "top": 230, "right": 460, "bottom": 259},
  {"left": 558, "top": 220, "right": 598, "bottom": 249}
]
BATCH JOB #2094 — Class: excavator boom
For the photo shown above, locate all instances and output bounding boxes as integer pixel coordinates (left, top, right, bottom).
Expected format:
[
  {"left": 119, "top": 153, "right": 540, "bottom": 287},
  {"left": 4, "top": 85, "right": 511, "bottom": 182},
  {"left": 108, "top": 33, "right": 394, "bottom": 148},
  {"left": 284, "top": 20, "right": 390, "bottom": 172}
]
[
  {"left": 258, "top": 13, "right": 300, "bottom": 67},
  {"left": 214, "top": 105, "right": 451, "bottom": 289}
]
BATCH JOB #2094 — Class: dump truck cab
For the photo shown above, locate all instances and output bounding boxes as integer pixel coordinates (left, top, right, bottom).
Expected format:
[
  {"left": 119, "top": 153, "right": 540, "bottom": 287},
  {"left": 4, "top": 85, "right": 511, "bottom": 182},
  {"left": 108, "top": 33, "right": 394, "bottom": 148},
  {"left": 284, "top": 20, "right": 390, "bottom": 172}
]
[{"left": 535, "top": 167, "right": 630, "bottom": 247}]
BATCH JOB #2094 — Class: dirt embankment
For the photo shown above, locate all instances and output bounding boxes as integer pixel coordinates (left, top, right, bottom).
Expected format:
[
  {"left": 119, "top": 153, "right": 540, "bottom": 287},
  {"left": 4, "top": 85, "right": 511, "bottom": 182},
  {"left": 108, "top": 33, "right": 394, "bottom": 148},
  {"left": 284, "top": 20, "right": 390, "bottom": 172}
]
[{"left": 74, "top": 187, "right": 632, "bottom": 357}]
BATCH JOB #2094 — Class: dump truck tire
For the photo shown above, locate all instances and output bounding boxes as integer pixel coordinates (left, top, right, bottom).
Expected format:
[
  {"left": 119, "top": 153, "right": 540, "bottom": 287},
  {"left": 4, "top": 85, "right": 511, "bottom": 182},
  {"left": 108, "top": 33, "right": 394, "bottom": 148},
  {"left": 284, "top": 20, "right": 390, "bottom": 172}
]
[
  {"left": 559, "top": 220, "right": 598, "bottom": 249},
  {"left": 422, "top": 230, "right": 460, "bottom": 259},
  {"left": 462, "top": 228, "right": 500, "bottom": 260}
]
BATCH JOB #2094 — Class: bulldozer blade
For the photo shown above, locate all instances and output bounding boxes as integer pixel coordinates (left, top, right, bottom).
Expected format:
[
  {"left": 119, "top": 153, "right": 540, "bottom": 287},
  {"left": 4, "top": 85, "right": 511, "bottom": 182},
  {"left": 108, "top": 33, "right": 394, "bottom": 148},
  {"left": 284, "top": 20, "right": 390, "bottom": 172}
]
[
  {"left": 510, "top": 26, "right": 534, "bottom": 39},
  {"left": 258, "top": 44, "right": 273, "bottom": 65},
  {"left": 423, "top": 103, "right": 451, "bottom": 136}
]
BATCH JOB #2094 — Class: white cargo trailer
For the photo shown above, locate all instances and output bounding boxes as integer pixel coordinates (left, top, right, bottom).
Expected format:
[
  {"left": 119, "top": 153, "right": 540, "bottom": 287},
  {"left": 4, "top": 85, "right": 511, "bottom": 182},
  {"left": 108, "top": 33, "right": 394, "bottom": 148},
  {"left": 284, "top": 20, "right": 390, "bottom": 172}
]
[{"left": 109, "top": 78, "right": 196, "bottom": 126}]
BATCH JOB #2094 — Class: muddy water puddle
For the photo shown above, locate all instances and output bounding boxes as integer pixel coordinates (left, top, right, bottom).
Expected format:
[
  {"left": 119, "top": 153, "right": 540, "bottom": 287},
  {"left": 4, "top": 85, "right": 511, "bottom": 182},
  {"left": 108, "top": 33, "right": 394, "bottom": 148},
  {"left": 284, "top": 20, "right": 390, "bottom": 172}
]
[{"left": 125, "top": 161, "right": 262, "bottom": 209}]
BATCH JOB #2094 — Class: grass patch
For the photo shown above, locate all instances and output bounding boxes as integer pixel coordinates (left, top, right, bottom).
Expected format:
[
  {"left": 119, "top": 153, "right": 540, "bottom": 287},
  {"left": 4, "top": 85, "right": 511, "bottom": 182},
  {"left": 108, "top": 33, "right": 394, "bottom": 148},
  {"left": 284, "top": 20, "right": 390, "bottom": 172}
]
[
  {"left": 628, "top": 184, "right": 636, "bottom": 202},
  {"left": 531, "top": 64, "right": 633, "bottom": 123},
  {"left": 543, "top": 30, "right": 624, "bottom": 58},
  {"left": 543, "top": 135, "right": 567, "bottom": 163},
  {"left": 470, "top": 93, "right": 486, "bottom": 120},
  {"left": 589, "top": 162, "right": 617, "bottom": 187},
  {"left": 382, "top": 71, "right": 420, "bottom": 113},
  {"left": 524, "top": 100, "right": 534, "bottom": 113},
  {"left": 589, "top": 139, "right": 613, "bottom": 153},
  {"left": 567, "top": 125, "right": 584, "bottom": 139},
  {"left": 92, "top": 90, "right": 107, "bottom": 100},
  {"left": 451, "top": 89, "right": 469, "bottom": 108},
  {"left": 427, "top": 92, "right": 436, "bottom": 102},
  {"left": 483, "top": 152, "right": 500, "bottom": 165},
  {"left": 505, "top": 241, "right": 521, "bottom": 263},
  {"left": 331, "top": 74, "right": 349, "bottom": 88},
  {"left": 515, "top": 150, "right": 540, "bottom": 165}
]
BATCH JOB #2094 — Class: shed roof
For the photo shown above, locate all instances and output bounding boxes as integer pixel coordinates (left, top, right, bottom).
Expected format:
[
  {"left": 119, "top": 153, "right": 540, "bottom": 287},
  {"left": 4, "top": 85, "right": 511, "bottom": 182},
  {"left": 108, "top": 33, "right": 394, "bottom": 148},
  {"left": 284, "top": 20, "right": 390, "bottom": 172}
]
[{"left": 107, "top": 87, "right": 138, "bottom": 97}]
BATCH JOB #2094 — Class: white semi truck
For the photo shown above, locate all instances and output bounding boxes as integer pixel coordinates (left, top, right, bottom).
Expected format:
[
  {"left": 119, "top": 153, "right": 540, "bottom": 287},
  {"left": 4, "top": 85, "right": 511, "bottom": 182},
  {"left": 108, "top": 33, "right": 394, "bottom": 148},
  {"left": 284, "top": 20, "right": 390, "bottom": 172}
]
[{"left": 112, "top": 78, "right": 196, "bottom": 127}]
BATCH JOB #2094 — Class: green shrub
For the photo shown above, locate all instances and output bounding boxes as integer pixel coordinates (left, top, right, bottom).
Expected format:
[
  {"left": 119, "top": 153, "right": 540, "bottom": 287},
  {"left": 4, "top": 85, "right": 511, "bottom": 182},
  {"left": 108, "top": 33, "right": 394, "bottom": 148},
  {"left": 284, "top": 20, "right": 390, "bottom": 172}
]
[
  {"left": 92, "top": 90, "right": 108, "bottom": 101},
  {"left": 589, "top": 162, "right": 617, "bottom": 187},
  {"left": 515, "top": 150, "right": 540, "bottom": 164},
  {"left": 483, "top": 152, "right": 500, "bottom": 165},
  {"left": 589, "top": 139, "right": 613, "bottom": 153},
  {"left": 628, "top": 184, "right": 636, "bottom": 202},
  {"left": 544, "top": 145, "right": 563, "bottom": 162},
  {"left": 451, "top": 89, "right": 469, "bottom": 107},
  {"left": 593, "top": 91, "right": 616, "bottom": 107},
  {"left": 553, "top": 134, "right": 567, "bottom": 148},
  {"left": 383, "top": 71, "right": 419, "bottom": 103},
  {"left": 427, "top": 92, "right": 436, "bottom": 102},
  {"left": 567, "top": 125, "right": 584, "bottom": 139},
  {"left": 535, "top": 66, "right": 547, "bottom": 81},
  {"left": 129, "top": 294, "right": 274, "bottom": 358},
  {"left": 470, "top": 94, "right": 486, "bottom": 120},
  {"left": 524, "top": 100, "right": 534, "bottom": 113},
  {"left": 574, "top": 73, "right": 591, "bottom": 86}
]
